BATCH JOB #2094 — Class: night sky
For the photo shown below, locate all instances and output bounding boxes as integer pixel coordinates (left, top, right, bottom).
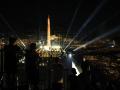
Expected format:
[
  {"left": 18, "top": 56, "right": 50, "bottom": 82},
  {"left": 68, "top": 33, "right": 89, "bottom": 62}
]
[{"left": 0, "top": 0, "right": 120, "bottom": 40}]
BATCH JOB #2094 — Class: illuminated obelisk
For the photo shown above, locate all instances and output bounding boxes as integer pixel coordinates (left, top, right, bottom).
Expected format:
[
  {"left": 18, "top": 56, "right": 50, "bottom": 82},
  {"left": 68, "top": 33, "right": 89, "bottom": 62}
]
[{"left": 47, "top": 15, "right": 51, "bottom": 48}]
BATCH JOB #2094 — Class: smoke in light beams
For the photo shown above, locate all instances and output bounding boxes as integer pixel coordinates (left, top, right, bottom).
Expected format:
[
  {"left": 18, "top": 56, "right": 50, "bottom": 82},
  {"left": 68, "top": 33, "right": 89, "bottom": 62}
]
[
  {"left": 74, "top": 25, "right": 120, "bottom": 51},
  {"left": 64, "top": 0, "right": 107, "bottom": 51}
]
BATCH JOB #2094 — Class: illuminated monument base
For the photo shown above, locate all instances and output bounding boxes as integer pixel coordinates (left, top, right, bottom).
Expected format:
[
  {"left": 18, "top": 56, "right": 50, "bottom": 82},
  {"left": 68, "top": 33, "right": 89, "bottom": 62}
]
[{"left": 37, "top": 45, "right": 62, "bottom": 57}]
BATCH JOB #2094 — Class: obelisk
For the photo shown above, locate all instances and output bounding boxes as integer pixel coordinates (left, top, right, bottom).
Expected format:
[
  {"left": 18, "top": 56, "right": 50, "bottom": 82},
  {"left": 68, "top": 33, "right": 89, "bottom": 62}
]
[{"left": 47, "top": 15, "right": 51, "bottom": 47}]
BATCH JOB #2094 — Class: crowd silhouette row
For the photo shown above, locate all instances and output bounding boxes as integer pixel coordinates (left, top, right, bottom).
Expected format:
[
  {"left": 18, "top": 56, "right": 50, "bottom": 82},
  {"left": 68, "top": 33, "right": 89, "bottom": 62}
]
[
  {"left": 0, "top": 36, "right": 120, "bottom": 90},
  {"left": 1, "top": 36, "right": 64, "bottom": 90}
]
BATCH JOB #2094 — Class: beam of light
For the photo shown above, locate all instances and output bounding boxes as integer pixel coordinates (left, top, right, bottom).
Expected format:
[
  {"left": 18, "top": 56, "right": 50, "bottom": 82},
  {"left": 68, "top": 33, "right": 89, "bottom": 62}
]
[
  {"left": 71, "top": 54, "right": 83, "bottom": 76},
  {"left": 71, "top": 20, "right": 107, "bottom": 45},
  {"left": 0, "top": 14, "right": 26, "bottom": 48},
  {"left": 80, "top": 21, "right": 110, "bottom": 43},
  {"left": 67, "top": 52, "right": 81, "bottom": 76},
  {"left": 75, "top": 10, "right": 119, "bottom": 44},
  {"left": 72, "top": 61, "right": 80, "bottom": 76},
  {"left": 19, "top": 39, "right": 26, "bottom": 48},
  {"left": 64, "top": 3, "right": 80, "bottom": 42},
  {"left": 64, "top": 0, "right": 107, "bottom": 51},
  {"left": 79, "top": 30, "right": 95, "bottom": 43},
  {"left": 80, "top": 12, "right": 119, "bottom": 43},
  {"left": 74, "top": 25, "right": 120, "bottom": 51}
]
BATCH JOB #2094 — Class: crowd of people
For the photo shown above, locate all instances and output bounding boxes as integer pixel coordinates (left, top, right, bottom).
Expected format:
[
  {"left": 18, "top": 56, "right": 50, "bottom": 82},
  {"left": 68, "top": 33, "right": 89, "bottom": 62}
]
[
  {"left": 0, "top": 36, "right": 64, "bottom": 90},
  {"left": 0, "top": 36, "right": 120, "bottom": 90},
  {"left": 68, "top": 58, "right": 120, "bottom": 90},
  {"left": 0, "top": 36, "right": 41, "bottom": 90}
]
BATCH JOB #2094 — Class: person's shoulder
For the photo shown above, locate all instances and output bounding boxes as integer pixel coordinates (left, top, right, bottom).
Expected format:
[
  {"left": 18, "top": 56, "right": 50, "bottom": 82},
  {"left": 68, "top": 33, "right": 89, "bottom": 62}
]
[
  {"left": 4, "top": 44, "right": 8, "bottom": 47},
  {"left": 4, "top": 45, "right": 9, "bottom": 49},
  {"left": 14, "top": 45, "right": 22, "bottom": 52},
  {"left": 14, "top": 45, "right": 20, "bottom": 49}
]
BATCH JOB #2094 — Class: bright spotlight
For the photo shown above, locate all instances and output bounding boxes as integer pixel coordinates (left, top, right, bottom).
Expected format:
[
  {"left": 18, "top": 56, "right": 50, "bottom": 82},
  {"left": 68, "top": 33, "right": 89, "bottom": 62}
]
[
  {"left": 111, "top": 45, "right": 114, "bottom": 48},
  {"left": 72, "top": 61, "right": 80, "bottom": 76},
  {"left": 68, "top": 53, "right": 72, "bottom": 58}
]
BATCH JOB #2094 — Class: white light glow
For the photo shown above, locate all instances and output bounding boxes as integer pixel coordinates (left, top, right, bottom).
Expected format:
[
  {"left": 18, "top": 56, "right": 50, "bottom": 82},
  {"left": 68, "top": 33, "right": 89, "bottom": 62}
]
[
  {"left": 73, "top": 44, "right": 86, "bottom": 51},
  {"left": 44, "top": 46, "right": 50, "bottom": 51},
  {"left": 39, "top": 46, "right": 43, "bottom": 49},
  {"left": 72, "top": 61, "right": 80, "bottom": 76},
  {"left": 51, "top": 45, "right": 61, "bottom": 51},
  {"left": 52, "top": 45, "right": 60, "bottom": 49},
  {"left": 43, "top": 45, "right": 61, "bottom": 51},
  {"left": 68, "top": 53, "right": 72, "bottom": 58}
]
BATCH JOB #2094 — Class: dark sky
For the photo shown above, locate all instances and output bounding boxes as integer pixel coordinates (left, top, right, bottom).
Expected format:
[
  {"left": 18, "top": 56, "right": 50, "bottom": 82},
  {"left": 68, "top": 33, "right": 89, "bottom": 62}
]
[{"left": 0, "top": 0, "right": 120, "bottom": 40}]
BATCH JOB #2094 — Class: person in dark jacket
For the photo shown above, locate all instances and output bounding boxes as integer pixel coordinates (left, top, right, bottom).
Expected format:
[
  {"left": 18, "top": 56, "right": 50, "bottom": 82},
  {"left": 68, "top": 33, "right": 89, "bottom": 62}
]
[
  {"left": 4, "top": 36, "right": 21, "bottom": 89},
  {"left": 25, "top": 43, "right": 41, "bottom": 90}
]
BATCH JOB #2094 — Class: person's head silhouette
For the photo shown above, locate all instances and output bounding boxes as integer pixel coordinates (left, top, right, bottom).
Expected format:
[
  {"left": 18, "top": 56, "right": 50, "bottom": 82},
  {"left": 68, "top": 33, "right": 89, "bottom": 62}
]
[
  {"left": 71, "top": 68, "right": 77, "bottom": 75},
  {"left": 9, "top": 36, "right": 17, "bottom": 45},
  {"left": 81, "top": 60, "right": 89, "bottom": 73},
  {"left": 29, "top": 43, "right": 36, "bottom": 50}
]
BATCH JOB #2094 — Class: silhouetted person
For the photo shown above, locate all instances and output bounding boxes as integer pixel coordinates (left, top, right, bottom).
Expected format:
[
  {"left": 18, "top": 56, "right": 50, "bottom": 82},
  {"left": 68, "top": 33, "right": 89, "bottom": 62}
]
[
  {"left": 51, "top": 57, "right": 64, "bottom": 90},
  {"left": 90, "top": 63, "right": 107, "bottom": 90},
  {"left": 25, "top": 43, "right": 40, "bottom": 90},
  {"left": 68, "top": 68, "right": 78, "bottom": 90},
  {"left": 4, "top": 36, "right": 21, "bottom": 89},
  {"left": 77, "top": 60, "right": 91, "bottom": 90},
  {"left": 51, "top": 82, "right": 63, "bottom": 90}
]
